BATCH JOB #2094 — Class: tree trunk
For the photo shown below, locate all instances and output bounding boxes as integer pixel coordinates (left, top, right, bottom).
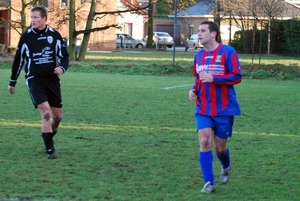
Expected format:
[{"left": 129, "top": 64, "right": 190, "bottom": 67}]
[
  {"left": 68, "top": 0, "right": 76, "bottom": 60},
  {"left": 77, "top": 0, "right": 96, "bottom": 61},
  {"left": 21, "top": 0, "right": 27, "bottom": 33},
  {"left": 146, "top": 0, "right": 154, "bottom": 48}
]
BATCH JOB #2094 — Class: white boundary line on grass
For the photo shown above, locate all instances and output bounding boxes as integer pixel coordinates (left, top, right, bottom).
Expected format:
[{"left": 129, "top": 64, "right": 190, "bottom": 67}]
[{"left": 162, "top": 84, "right": 192, "bottom": 90}]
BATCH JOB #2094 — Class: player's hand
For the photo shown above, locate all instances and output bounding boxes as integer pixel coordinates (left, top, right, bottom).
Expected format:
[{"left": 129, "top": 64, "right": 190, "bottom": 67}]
[
  {"left": 8, "top": 86, "right": 15, "bottom": 94},
  {"left": 189, "top": 89, "right": 197, "bottom": 101},
  {"left": 200, "top": 72, "right": 213, "bottom": 83},
  {"left": 54, "top": 67, "right": 64, "bottom": 75}
]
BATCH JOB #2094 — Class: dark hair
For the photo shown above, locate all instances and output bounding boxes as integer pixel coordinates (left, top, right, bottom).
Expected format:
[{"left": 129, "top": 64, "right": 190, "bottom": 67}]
[
  {"left": 31, "top": 5, "right": 48, "bottom": 18},
  {"left": 200, "top": 21, "right": 221, "bottom": 42}
]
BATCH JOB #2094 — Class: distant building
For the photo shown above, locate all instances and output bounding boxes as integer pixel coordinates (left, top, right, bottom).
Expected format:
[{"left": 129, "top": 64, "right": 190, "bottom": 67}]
[
  {"left": 153, "top": 0, "right": 300, "bottom": 46},
  {"left": 0, "top": 0, "right": 118, "bottom": 51},
  {"left": 116, "top": 0, "right": 148, "bottom": 40}
]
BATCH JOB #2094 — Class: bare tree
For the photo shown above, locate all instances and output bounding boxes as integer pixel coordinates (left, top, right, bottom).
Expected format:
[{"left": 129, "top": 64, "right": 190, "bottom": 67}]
[
  {"left": 226, "top": 0, "right": 290, "bottom": 55},
  {"left": 257, "top": 0, "right": 285, "bottom": 17},
  {"left": 2, "top": 1, "right": 68, "bottom": 35},
  {"left": 2, "top": 0, "right": 148, "bottom": 60},
  {"left": 69, "top": 0, "right": 149, "bottom": 60},
  {"left": 1, "top": 0, "right": 33, "bottom": 35},
  {"left": 256, "top": 0, "right": 286, "bottom": 54}
]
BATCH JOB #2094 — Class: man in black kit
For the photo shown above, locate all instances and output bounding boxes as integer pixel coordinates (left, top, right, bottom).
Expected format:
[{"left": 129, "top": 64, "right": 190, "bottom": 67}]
[{"left": 8, "top": 5, "right": 69, "bottom": 159}]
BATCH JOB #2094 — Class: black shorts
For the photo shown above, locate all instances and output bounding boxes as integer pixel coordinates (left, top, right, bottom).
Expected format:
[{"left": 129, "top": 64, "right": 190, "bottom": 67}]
[{"left": 26, "top": 77, "right": 62, "bottom": 108}]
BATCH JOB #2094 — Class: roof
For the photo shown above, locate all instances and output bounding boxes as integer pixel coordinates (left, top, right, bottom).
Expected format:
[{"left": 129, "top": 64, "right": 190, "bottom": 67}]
[
  {"left": 168, "top": 0, "right": 300, "bottom": 19},
  {"left": 286, "top": 0, "right": 300, "bottom": 8},
  {"left": 121, "top": 0, "right": 148, "bottom": 16},
  {"left": 0, "top": 0, "right": 9, "bottom": 6},
  {"left": 174, "top": 1, "right": 214, "bottom": 17}
]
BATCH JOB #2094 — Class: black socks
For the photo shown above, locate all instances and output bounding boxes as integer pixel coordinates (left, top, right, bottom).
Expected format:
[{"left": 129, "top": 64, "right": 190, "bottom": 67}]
[
  {"left": 52, "top": 128, "right": 58, "bottom": 137},
  {"left": 42, "top": 132, "right": 54, "bottom": 152}
]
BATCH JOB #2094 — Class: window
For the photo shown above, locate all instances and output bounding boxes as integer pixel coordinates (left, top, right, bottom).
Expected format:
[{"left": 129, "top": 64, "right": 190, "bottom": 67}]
[
  {"left": 124, "top": 23, "right": 132, "bottom": 36},
  {"left": 81, "top": 0, "right": 92, "bottom": 3},
  {"left": 34, "top": 0, "right": 48, "bottom": 7},
  {"left": 189, "top": 25, "right": 194, "bottom": 36},
  {"left": 61, "top": 0, "right": 68, "bottom": 9}
]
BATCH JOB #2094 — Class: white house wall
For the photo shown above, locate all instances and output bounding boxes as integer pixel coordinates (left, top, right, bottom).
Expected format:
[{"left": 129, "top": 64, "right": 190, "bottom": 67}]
[
  {"left": 220, "top": 24, "right": 240, "bottom": 43},
  {"left": 116, "top": 1, "right": 145, "bottom": 40}
]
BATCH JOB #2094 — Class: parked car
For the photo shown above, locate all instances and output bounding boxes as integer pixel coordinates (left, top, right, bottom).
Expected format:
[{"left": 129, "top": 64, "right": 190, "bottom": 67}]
[
  {"left": 116, "top": 33, "right": 146, "bottom": 48},
  {"left": 185, "top": 34, "right": 203, "bottom": 51},
  {"left": 153, "top": 32, "right": 174, "bottom": 48}
]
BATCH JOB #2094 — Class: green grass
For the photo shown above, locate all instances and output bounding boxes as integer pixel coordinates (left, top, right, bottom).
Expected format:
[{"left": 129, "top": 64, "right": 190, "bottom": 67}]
[
  {"left": 2, "top": 51, "right": 300, "bottom": 79},
  {"left": 85, "top": 49, "right": 300, "bottom": 65},
  {"left": 80, "top": 51, "right": 300, "bottom": 80},
  {"left": 1, "top": 64, "right": 300, "bottom": 201}
]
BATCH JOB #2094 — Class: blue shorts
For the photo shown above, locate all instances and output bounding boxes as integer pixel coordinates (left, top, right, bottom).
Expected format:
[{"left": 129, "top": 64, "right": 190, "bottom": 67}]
[{"left": 195, "top": 114, "right": 234, "bottom": 139}]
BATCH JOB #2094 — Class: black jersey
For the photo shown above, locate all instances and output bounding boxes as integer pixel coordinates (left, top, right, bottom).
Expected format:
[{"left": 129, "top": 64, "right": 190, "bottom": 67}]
[{"left": 9, "top": 25, "right": 69, "bottom": 87}]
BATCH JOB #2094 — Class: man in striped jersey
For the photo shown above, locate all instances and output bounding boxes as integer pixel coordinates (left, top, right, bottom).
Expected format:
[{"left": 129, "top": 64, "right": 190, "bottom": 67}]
[
  {"left": 8, "top": 5, "right": 69, "bottom": 159},
  {"left": 189, "top": 21, "right": 242, "bottom": 193}
]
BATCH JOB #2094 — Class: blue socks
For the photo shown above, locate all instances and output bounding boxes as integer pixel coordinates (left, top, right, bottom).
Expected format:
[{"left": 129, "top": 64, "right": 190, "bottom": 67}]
[
  {"left": 199, "top": 148, "right": 231, "bottom": 185},
  {"left": 199, "top": 151, "right": 214, "bottom": 186},
  {"left": 216, "top": 148, "right": 231, "bottom": 169}
]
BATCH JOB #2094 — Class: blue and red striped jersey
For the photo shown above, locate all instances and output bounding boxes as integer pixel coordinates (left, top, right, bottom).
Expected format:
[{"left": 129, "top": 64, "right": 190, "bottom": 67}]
[{"left": 192, "top": 43, "right": 242, "bottom": 116}]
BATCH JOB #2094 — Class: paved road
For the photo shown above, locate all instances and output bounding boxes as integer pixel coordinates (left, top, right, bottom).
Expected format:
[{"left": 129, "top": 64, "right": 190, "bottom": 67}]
[
  {"left": 166, "top": 46, "right": 185, "bottom": 52},
  {"left": 165, "top": 46, "right": 199, "bottom": 52},
  {"left": 113, "top": 46, "right": 200, "bottom": 53}
]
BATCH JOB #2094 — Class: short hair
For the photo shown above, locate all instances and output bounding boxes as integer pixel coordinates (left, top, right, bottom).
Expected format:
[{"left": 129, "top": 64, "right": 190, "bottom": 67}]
[
  {"left": 31, "top": 5, "right": 48, "bottom": 19},
  {"left": 200, "top": 21, "right": 221, "bottom": 42}
]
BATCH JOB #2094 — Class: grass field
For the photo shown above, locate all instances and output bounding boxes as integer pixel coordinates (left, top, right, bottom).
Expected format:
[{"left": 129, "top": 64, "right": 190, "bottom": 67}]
[
  {"left": 73, "top": 51, "right": 300, "bottom": 80},
  {"left": 1, "top": 61, "right": 300, "bottom": 201}
]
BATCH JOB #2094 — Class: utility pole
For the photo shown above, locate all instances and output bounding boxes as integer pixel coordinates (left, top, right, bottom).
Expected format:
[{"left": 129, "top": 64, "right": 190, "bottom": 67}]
[
  {"left": 252, "top": 20, "right": 256, "bottom": 66},
  {"left": 267, "top": 18, "right": 271, "bottom": 55},
  {"left": 259, "top": 19, "right": 262, "bottom": 65},
  {"left": 172, "top": 0, "right": 178, "bottom": 65}
]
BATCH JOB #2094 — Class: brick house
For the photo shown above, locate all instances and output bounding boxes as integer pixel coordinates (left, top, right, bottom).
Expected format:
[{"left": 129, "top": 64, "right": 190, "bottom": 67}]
[{"left": 0, "top": 0, "right": 118, "bottom": 52}]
